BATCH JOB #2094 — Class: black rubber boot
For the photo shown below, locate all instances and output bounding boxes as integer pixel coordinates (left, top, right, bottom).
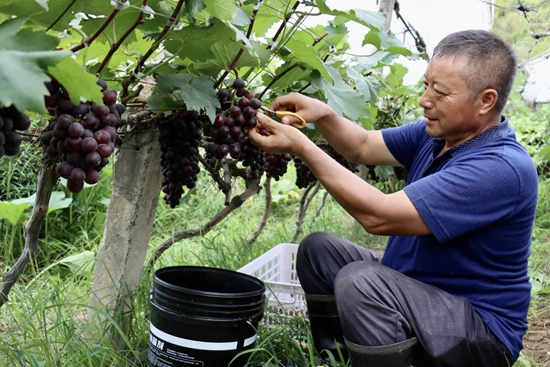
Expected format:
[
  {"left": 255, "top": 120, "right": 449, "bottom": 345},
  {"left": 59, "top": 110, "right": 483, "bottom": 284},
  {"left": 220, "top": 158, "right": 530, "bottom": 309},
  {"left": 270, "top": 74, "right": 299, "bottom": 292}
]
[
  {"left": 305, "top": 294, "right": 348, "bottom": 363},
  {"left": 345, "top": 337, "right": 418, "bottom": 367}
]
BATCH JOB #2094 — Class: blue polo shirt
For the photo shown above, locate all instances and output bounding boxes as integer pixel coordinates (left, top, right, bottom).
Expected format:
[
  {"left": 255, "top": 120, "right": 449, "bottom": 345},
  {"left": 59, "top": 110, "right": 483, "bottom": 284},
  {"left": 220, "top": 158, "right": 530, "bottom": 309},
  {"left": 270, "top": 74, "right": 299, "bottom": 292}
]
[{"left": 380, "top": 117, "right": 538, "bottom": 359}]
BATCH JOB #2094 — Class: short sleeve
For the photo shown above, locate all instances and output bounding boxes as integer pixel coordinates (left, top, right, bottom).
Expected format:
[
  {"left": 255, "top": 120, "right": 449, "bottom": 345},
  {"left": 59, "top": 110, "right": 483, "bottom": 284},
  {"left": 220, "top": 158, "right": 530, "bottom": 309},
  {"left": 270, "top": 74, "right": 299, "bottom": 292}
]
[
  {"left": 382, "top": 120, "right": 428, "bottom": 170},
  {"left": 403, "top": 154, "right": 521, "bottom": 243}
]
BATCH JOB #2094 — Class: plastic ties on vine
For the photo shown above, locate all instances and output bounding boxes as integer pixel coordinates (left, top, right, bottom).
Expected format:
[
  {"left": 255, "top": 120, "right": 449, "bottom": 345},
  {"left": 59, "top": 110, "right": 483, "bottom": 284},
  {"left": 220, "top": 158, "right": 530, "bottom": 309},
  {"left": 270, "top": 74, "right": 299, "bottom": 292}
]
[
  {"left": 111, "top": 0, "right": 130, "bottom": 10},
  {"left": 142, "top": 5, "right": 155, "bottom": 19},
  {"left": 329, "top": 44, "right": 336, "bottom": 53},
  {"left": 254, "top": 0, "right": 264, "bottom": 11},
  {"left": 268, "top": 41, "right": 278, "bottom": 49}
]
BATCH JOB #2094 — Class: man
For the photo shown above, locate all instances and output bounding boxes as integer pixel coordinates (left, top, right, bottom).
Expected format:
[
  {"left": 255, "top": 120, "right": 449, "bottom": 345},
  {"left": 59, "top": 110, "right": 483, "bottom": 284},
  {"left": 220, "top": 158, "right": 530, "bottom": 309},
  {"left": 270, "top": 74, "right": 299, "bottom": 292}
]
[{"left": 249, "top": 30, "right": 538, "bottom": 367}]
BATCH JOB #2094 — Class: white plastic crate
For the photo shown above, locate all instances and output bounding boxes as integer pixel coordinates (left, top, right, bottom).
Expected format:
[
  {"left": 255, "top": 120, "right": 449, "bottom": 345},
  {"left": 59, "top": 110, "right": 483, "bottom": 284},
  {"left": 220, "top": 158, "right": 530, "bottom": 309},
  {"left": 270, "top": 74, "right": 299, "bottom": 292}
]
[{"left": 238, "top": 243, "right": 307, "bottom": 319}]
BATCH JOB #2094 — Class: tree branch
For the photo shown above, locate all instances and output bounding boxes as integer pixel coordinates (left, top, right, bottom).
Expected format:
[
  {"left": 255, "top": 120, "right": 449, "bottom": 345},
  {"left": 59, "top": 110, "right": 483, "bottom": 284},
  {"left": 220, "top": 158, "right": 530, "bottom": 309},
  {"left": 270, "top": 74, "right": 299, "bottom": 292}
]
[
  {"left": 258, "top": 62, "right": 298, "bottom": 100},
  {"left": 146, "top": 175, "right": 261, "bottom": 268},
  {"left": 198, "top": 155, "right": 231, "bottom": 194},
  {"left": 214, "top": 0, "right": 264, "bottom": 89},
  {"left": 122, "top": 0, "right": 186, "bottom": 99},
  {"left": 312, "top": 190, "right": 329, "bottom": 224},
  {"left": 267, "top": 1, "right": 301, "bottom": 50},
  {"left": 97, "top": 0, "right": 150, "bottom": 76},
  {"left": 291, "top": 180, "right": 320, "bottom": 243},
  {"left": 0, "top": 164, "right": 58, "bottom": 308},
  {"left": 247, "top": 176, "right": 272, "bottom": 245},
  {"left": 71, "top": 8, "right": 121, "bottom": 52}
]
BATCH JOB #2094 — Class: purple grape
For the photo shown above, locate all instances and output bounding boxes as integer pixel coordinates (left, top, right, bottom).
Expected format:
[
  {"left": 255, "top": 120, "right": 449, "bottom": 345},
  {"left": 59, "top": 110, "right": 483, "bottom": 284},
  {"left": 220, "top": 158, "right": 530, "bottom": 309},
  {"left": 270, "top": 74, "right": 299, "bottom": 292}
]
[
  {"left": 56, "top": 162, "right": 74, "bottom": 179},
  {"left": 232, "top": 79, "right": 246, "bottom": 89},
  {"left": 1, "top": 117, "right": 13, "bottom": 132},
  {"left": 82, "top": 129, "right": 94, "bottom": 139},
  {"left": 66, "top": 151, "right": 81, "bottom": 165},
  {"left": 83, "top": 113, "right": 100, "bottom": 130},
  {"left": 56, "top": 140, "right": 69, "bottom": 153},
  {"left": 103, "top": 90, "right": 117, "bottom": 106},
  {"left": 5, "top": 145, "right": 20, "bottom": 156},
  {"left": 68, "top": 123, "right": 84, "bottom": 138},
  {"left": 4, "top": 131, "right": 21, "bottom": 148},
  {"left": 82, "top": 137, "right": 98, "bottom": 154},
  {"left": 217, "top": 144, "right": 229, "bottom": 158},
  {"left": 12, "top": 113, "right": 30, "bottom": 131},
  {"left": 246, "top": 118, "right": 257, "bottom": 129},
  {"left": 94, "top": 130, "right": 111, "bottom": 145},
  {"left": 96, "top": 144, "right": 114, "bottom": 158},
  {"left": 85, "top": 170, "right": 99, "bottom": 185},
  {"left": 238, "top": 98, "right": 250, "bottom": 109},
  {"left": 58, "top": 98, "right": 74, "bottom": 111},
  {"left": 94, "top": 104, "right": 110, "bottom": 119},
  {"left": 57, "top": 114, "right": 75, "bottom": 130},
  {"left": 86, "top": 152, "right": 102, "bottom": 167},
  {"left": 0, "top": 131, "right": 4, "bottom": 145},
  {"left": 115, "top": 103, "right": 126, "bottom": 115},
  {"left": 70, "top": 168, "right": 86, "bottom": 184},
  {"left": 236, "top": 88, "right": 246, "bottom": 97},
  {"left": 225, "top": 117, "right": 235, "bottom": 128},
  {"left": 219, "top": 125, "right": 230, "bottom": 139},
  {"left": 72, "top": 103, "right": 89, "bottom": 116},
  {"left": 229, "top": 144, "right": 240, "bottom": 158},
  {"left": 53, "top": 127, "right": 67, "bottom": 140},
  {"left": 214, "top": 114, "right": 226, "bottom": 127},
  {"left": 249, "top": 98, "right": 262, "bottom": 109},
  {"left": 67, "top": 179, "right": 84, "bottom": 193},
  {"left": 64, "top": 137, "right": 82, "bottom": 151},
  {"left": 97, "top": 79, "right": 108, "bottom": 92},
  {"left": 234, "top": 114, "right": 245, "bottom": 127},
  {"left": 229, "top": 106, "right": 241, "bottom": 117},
  {"left": 243, "top": 106, "right": 256, "bottom": 119}
]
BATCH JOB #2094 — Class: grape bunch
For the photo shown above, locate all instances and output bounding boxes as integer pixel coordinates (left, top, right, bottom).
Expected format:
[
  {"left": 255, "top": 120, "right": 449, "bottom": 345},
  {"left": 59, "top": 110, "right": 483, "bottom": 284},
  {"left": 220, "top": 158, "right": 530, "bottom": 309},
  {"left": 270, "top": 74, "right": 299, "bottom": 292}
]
[
  {"left": 293, "top": 144, "right": 359, "bottom": 189},
  {"left": 293, "top": 156, "right": 317, "bottom": 189},
  {"left": 0, "top": 106, "right": 31, "bottom": 159},
  {"left": 205, "top": 79, "right": 262, "bottom": 163},
  {"left": 265, "top": 153, "right": 292, "bottom": 181},
  {"left": 240, "top": 137, "right": 266, "bottom": 176},
  {"left": 159, "top": 111, "right": 203, "bottom": 208},
  {"left": 40, "top": 78, "right": 124, "bottom": 193}
]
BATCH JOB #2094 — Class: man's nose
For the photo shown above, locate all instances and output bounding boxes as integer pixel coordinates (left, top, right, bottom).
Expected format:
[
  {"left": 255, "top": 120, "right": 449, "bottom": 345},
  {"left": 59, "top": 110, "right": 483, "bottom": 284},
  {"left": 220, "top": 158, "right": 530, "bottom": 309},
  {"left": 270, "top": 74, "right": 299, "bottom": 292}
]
[{"left": 419, "top": 89, "right": 433, "bottom": 109}]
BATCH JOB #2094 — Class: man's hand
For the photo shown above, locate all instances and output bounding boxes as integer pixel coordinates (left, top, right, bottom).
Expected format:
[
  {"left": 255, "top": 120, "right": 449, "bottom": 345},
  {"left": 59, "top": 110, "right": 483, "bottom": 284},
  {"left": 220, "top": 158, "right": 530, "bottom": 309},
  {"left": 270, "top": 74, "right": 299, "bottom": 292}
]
[
  {"left": 249, "top": 113, "right": 313, "bottom": 156},
  {"left": 269, "top": 93, "right": 335, "bottom": 127}
]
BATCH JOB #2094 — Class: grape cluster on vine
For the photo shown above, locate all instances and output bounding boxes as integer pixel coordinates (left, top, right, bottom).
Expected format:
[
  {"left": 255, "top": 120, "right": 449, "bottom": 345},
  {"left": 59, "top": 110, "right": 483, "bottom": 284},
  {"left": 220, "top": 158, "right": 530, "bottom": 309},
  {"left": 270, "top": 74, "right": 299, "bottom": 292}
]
[
  {"left": 0, "top": 106, "right": 31, "bottom": 159},
  {"left": 294, "top": 144, "right": 359, "bottom": 189},
  {"left": 159, "top": 111, "right": 203, "bottom": 208},
  {"left": 40, "top": 78, "right": 125, "bottom": 193},
  {"left": 265, "top": 153, "right": 292, "bottom": 181},
  {"left": 204, "top": 78, "right": 265, "bottom": 175}
]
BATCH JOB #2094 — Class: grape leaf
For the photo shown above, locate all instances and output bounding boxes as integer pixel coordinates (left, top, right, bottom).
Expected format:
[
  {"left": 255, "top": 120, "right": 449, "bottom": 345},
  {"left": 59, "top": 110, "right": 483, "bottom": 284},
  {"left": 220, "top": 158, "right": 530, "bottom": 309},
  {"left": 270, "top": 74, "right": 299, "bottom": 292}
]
[
  {"left": 186, "top": 0, "right": 206, "bottom": 23},
  {"left": 0, "top": 200, "right": 29, "bottom": 226},
  {"left": 314, "top": 0, "right": 385, "bottom": 31},
  {"left": 165, "top": 21, "right": 235, "bottom": 62},
  {"left": 285, "top": 38, "right": 332, "bottom": 82},
  {"left": 0, "top": 50, "right": 70, "bottom": 113},
  {"left": 204, "top": 0, "right": 237, "bottom": 21},
  {"left": 0, "top": 16, "right": 58, "bottom": 52},
  {"left": 310, "top": 66, "right": 369, "bottom": 121},
  {"left": 347, "top": 65, "right": 380, "bottom": 102},
  {"left": 33, "top": 0, "right": 48, "bottom": 10},
  {"left": 210, "top": 41, "right": 259, "bottom": 69},
  {"left": 154, "top": 73, "right": 220, "bottom": 121},
  {"left": 48, "top": 57, "right": 104, "bottom": 105},
  {"left": 261, "top": 63, "right": 311, "bottom": 92}
]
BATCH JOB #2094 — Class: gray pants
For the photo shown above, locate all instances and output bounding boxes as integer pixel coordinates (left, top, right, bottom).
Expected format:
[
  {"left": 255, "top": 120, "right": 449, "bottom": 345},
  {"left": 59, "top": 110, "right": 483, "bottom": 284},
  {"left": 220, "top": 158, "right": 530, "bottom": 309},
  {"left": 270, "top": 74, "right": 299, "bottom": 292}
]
[{"left": 295, "top": 232, "right": 515, "bottom": 367}]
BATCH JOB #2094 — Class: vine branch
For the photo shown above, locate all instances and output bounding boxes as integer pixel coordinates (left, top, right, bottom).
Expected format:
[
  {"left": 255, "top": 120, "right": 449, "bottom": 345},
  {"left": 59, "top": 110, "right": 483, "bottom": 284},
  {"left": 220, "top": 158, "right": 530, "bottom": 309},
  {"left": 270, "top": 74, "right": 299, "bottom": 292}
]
[
  {"left": 258, "top": 62, "right": 298, "bottom": 100},
  {"left": 71, "top": 8, "right": 121, "bottom": 52},
  {"left": 267, "top": 1, "right": 301, "bottom": 50},
  {"left": 291, "top": 180, "right": 320, "bottom": 243},
  {"left": 214, "top": 0, "right": 264, "bottom": 89},
  {"left": 198, "top": 156, "right": 231, "bottom": 194},
  {"left": 0, "top": 164, "right": 58, "bottom": 308},
  {"left": 247, "top": 176, "right": 272, "bottom": 244},
  {"left": 97, "top": 0, "right": 150, "bottom": 76},
  {"left": 146, "top": 175, "right": 261, "bottom": 268},
  {"left": 122, "top": 0, "right": 186, "bottom": 99}
]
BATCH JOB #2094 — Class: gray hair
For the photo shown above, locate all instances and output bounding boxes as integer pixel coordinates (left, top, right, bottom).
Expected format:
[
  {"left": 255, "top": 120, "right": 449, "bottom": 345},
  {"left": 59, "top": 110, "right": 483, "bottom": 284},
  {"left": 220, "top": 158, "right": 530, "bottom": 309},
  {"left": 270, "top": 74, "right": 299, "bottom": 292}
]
[{"left": 432, "top": 30, "right": 518, "bottom": 113}]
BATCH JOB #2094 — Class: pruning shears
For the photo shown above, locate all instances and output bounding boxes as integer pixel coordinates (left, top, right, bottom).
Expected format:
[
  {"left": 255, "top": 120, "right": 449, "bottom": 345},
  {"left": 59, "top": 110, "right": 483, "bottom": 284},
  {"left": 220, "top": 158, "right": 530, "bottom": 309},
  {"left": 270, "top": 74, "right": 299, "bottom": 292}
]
[{"left": 258, "top": 107, "right": 307, "bottom": 129}]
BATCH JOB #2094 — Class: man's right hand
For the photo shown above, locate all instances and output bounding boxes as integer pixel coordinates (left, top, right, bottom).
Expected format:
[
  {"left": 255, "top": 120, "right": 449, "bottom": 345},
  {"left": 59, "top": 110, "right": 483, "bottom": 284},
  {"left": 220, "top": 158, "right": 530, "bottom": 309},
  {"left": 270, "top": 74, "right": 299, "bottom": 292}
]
[{"left": 269, "top": 93, "right": 336, "bottom": 126}]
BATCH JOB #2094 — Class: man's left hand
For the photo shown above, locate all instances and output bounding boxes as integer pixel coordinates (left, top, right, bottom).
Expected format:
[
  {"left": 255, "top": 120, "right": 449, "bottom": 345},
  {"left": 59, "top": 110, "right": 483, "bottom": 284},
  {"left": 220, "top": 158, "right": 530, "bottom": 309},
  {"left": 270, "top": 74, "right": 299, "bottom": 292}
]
[{"left": 249, "top": 112, "right": 312, "bottom": 156}]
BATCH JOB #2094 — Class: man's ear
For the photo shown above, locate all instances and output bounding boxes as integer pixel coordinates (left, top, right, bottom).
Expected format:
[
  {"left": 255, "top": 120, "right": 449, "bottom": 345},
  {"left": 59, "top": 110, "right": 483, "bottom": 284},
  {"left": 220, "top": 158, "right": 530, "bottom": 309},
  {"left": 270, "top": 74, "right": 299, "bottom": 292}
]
[{"left": 479, "top": 89, "right": 499, "bottom": 115}]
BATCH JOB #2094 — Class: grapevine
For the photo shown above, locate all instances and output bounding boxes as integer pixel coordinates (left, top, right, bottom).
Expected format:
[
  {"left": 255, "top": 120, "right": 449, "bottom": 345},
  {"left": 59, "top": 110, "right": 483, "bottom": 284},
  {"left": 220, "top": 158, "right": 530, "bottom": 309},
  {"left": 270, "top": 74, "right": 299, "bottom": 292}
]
[
  {"left": 0, "top": 106, "right": 31, "bottom": 159},
  {"left": 40, "top": 78, "right": 125, "bottom": 193}
]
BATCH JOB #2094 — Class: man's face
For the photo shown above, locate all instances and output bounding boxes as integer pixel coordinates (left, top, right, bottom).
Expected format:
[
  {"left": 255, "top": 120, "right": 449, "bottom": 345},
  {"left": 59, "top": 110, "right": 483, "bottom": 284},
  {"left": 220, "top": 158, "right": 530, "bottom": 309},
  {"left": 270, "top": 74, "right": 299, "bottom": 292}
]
[{"left": 419, "top": 56, "right": 484, "bottom": 147}]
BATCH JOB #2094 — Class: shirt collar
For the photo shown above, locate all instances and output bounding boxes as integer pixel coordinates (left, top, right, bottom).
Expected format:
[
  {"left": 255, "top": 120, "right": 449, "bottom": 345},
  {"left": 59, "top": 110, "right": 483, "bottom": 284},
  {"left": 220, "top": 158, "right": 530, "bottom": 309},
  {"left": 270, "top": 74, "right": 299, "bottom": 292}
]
[{"left": 432, "top": 115, "right": 509, "bottom": 158}]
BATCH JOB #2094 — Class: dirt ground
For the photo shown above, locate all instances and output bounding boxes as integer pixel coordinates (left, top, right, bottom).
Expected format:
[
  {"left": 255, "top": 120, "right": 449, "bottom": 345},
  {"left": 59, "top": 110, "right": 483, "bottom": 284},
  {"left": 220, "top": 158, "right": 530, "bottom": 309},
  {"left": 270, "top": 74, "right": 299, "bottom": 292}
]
[{"left": 523, "top": 315, "right": 550, "bottom": 366}]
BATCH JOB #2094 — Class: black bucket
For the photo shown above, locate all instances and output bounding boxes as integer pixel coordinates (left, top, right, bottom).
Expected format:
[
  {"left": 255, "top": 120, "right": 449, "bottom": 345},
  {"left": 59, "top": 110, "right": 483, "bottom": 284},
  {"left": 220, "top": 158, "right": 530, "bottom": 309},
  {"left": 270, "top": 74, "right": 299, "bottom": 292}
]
[{"left": 147, "top": 266, "right": 266, "bottom": 367}]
